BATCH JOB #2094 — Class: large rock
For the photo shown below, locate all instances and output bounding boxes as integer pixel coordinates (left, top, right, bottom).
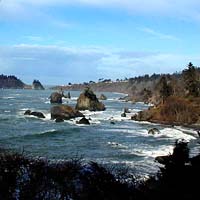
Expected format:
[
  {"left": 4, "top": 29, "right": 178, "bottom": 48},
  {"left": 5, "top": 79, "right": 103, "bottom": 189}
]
[
  {"left": 50, "top": 92, "right": 63, "bottom": 104},
  {"left": 51, "top": 105, "right": 84, "bottom": 120},
  {"left": 32, "top": 80, "right": 45, "bottom": 90},
  {"left": 76, "top": 88, "right": 106, "bottom": 111}
]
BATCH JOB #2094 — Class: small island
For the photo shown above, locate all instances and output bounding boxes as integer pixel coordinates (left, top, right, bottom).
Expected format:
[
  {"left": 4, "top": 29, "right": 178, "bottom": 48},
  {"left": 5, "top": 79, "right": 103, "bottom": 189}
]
[
  {"left": 0, "top": 74, "right": 25, "bottom": 89},
  {"left": 32, "top": 80, "right": 45, "bottom": 90}
]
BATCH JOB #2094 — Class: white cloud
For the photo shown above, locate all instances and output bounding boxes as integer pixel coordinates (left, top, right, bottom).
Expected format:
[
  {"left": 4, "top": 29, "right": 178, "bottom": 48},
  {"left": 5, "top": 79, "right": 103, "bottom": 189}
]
[{"left": 0, "top": 44, "right": 199, "bottom": 84}]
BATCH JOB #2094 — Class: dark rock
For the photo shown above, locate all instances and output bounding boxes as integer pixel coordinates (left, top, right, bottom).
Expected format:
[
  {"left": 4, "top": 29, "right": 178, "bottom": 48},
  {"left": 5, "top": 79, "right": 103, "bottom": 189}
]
[
  {"left": 31, "top": 112, "right": 45, "bottom": 119},
  {"left": 51, "top": 105, "right": 84, "bottom": 120},
  {"left": 99, "top": 94, "right": 107, "bottom": 100},
  {"left": 155, "top": 155, "right": 171, "bottom": 165},
  {"left": 121, "top": 113, "right": 126, "bottom": 117},
  {"left": 110, "top": 121, "right": 115, "bottom": 125},
  {"left": 24, "top": 110, "right": 45, "bottom": 118},
  {"left": 76, "top": 117, "right": 90, "bottom": 125},
  {"left": 124, "top": 107, "right": 131, "bottom": 113},
  {"left": 148, "top": 128, "right": 160, "bottom": 135},
  {"left": 67, "top": 92, "right": 71, "bottom": 99},
  {"left": 50, "top": 92, "right": 63, "bottom": 104},
  {"left": 76, "top": 87, "right": 106, "bottom": 111},
  {"left": 32, "top": 80, "right": 45, "bottom": 90},
  {"left": 24, "top": 110, "right": 31, "bottom": 115},
  {"left": 55, "top": 118, "right": 64, "bottom": 123}
]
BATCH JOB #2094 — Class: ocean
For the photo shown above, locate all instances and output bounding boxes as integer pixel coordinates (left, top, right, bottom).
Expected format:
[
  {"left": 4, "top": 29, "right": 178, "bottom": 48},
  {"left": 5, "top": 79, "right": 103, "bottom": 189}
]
[{"left": 0, "top": 89, "right": 198, "bottom": 176}]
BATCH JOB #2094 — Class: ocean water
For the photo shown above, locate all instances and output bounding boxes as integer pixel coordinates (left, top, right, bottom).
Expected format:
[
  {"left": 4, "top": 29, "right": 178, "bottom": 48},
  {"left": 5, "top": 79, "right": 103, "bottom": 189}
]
[{"left": 0, "top": 89, "right": 199, "bottom": 176}]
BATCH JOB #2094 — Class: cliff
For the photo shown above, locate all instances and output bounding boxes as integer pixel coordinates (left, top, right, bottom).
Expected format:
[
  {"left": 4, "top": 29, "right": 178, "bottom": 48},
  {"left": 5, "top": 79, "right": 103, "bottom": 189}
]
[{"left": 0, "top": 74, "right": 25, "bottom": 89}]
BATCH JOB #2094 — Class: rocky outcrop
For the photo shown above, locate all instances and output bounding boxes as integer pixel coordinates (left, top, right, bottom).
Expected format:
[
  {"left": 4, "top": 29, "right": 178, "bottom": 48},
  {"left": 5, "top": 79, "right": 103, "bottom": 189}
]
[
  {"left": 50, "top": 92, "right": 63, "bottom": 104},
  {"left": 99, "top": 94, "right": 107, "bottom": 100},
  {"left": 32, "top": 80, "right": 45, "bottom": 90},
  {"left": 131, "top": 109, "right": 153, "bottom": 121},
  {"left": 24, "top": 110, "right": 45, "bottom": 118},
  {"left": 76, "top": 117, "right": 90, "bottom": 125},
  {"left": 148, "top": 128, "right": 160, "bottom": 135},
  {"left": 76, "top": 88, "right": 106, "bottom": 111},
  {"left": 51, "top": 105, "right": 84, "bottom": 120},
  {"left": 0, "top": 74, "right": 25, "bottom": 89}
]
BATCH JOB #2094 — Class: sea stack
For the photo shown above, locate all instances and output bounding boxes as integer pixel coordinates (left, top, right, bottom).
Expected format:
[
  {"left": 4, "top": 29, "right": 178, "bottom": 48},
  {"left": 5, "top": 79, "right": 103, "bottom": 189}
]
[
  {"left": 76, "top": 87, "right": 106, "bottom": 111},
  {"left": 32, "top": 80, "right": 45, "bottom": 90}
]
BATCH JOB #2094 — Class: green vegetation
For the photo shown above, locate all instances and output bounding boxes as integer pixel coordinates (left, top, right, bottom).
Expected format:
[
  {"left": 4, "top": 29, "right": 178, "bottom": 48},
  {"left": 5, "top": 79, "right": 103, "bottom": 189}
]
[{"left": 183, "top": 62, "right": 200, "bottom": 97}]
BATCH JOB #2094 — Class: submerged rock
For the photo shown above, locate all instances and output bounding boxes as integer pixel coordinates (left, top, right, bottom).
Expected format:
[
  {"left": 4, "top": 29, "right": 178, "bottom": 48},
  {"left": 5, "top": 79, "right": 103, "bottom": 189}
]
[
  {"left": 148, "top": 128, "right": 160, "bottom": 135},
  {"left": 121, "top": 113, "right": 126, "bottom": 117},
  {"left": 76, "top": 87, "right": 106, "bottom": 111},
  {"left": 32, "top": 80, "right": 45, "bottom": 90},
  {"left": 76, "top": 117, "right": 90, "bottom": 125},
  {"left": 50, "top": 92, "right": 63, "bottom": 104},
  {"left": 99, "top": 94, "right": 107, "bottom": 100},
  {"left": 124, "top": 107, "right": 131, "bottom": 113},
  {"left": 51, "top": 105, "right": 84, "bottom": 120},
  {"left": 24, "top": 110, "right": 45, "bottom": 118}
]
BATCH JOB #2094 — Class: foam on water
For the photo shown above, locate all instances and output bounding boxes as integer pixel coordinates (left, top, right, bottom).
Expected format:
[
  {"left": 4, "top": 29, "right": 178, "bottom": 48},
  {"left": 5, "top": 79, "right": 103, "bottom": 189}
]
[
  {"left": 159, "top": 128, "right": 196, "bottom": 141},
  {"left": 1, "top": 89, "right": 199, "bottom": 176}
]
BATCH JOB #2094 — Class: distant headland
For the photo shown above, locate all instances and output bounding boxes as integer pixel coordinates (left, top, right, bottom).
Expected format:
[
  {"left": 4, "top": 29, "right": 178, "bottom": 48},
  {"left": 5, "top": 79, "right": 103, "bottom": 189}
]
[{"left": 0, "top": 74, "right": 45, "bottom": 90}]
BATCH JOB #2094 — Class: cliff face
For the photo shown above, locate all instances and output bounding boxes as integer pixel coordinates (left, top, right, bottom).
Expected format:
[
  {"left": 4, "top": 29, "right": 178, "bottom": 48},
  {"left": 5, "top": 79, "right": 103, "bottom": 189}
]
[{"left": 0, "top": 75, "right": 25, "bottom": 89}]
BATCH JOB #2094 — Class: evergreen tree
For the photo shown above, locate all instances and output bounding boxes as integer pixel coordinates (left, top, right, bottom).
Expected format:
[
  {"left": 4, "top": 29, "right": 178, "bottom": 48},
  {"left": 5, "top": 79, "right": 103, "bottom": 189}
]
[
  {"left": 183, "top": 62, "right": 200, "bottom": 97},
  {"left": 159, "top": 76, "right": 173, "bottom": 103}
]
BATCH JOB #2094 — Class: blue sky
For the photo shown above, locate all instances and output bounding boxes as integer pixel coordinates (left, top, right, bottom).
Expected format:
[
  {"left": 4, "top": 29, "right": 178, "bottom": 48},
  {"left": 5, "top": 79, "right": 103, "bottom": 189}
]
[{"left": 1, "top": 0, "right": 200, "bottom": 85}]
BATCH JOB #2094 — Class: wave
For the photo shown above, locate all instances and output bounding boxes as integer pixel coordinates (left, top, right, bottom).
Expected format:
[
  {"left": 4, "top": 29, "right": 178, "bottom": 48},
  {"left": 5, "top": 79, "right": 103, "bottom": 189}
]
[
  {"left": 2, "top": 96, "right": 15, "bottom": 99},
  {"left": 15, "top": 129, "right": 63, "bottom": 140}
]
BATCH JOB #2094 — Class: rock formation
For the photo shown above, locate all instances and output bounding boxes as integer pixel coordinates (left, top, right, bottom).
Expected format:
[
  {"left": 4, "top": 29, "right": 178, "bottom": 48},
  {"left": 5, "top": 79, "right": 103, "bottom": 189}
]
[
  {"left": 76, "top": 117, "right": 90, "bottom": 125},
  {"left": 50, "top": 92, "right": 63, "bottom": 104},
  {"left": 32, "top": 80, "right": 45, "bottom": 90},
  {"left": 51, "top": 105, "right": 84, "bottom": 120},
  {"left": 76, "top": 87, "right": 106, "bottom": 111},
  {"left": 24, "top": 110, "right": 45, "bottom": 118},
  {"left": 0, "top": 74, "right": 25, "bottom": 89},
  {"left": 148, "top": 128, "right": 160, "bottom": 135}
]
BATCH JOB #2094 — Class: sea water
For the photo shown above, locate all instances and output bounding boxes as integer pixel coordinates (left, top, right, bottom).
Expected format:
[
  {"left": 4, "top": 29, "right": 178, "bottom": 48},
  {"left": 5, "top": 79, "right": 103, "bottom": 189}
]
[{"left": 0, "top": 89, "right": 199, "bottom": 176}]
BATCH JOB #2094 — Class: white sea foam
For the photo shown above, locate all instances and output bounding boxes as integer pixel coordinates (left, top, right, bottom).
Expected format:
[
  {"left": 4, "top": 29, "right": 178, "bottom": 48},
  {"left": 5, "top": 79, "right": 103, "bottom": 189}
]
[
  {"left": 159, "top": 128, "right": 196, "bottom": 141},
  {"left": 3, "top": 96, "right": 15, "bottom": 99},
  {"left": 107, "top": 142, "right": 128, "bottom": 149}
]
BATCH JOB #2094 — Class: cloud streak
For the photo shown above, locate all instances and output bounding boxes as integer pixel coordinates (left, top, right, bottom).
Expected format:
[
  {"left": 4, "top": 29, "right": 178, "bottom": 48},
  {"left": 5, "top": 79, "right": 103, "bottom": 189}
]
[{"left": 139, "top": 27, "right": 179, "bottom": 41}]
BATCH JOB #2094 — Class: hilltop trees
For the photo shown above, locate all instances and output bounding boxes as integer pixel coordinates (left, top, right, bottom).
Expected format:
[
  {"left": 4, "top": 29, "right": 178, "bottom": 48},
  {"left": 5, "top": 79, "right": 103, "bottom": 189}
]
[
  {"left": 158, "top": 76, "right": 173, "bottom": 103},
  {"left": 183, "top": 62, "right": 200, "bottom": 97}
]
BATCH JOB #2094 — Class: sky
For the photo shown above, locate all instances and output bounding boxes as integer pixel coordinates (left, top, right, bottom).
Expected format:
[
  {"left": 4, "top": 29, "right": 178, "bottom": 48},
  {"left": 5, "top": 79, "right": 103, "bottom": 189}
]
[{"left": 1, "top": 0, "right": 200, "bottom": 85}]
